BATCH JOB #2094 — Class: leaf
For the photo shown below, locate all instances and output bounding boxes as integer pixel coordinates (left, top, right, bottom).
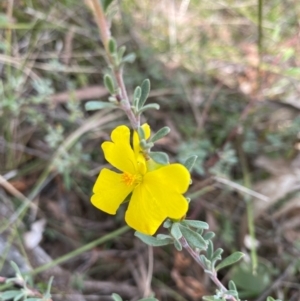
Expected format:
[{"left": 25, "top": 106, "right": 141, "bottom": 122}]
[
  {"left": 111, "top": 293, "right": 123, "bottom": 301},
  {"left": 0, "top": 290, "right": 22, "bottom": 301},
  {"left": 179, "top": 225, "right": 207, "bottom": 250},
  {"left": 148, "top": 152, "right": 169, "bottom": 165},
  {"left": 138, "top": 79, "right": 150, "bottom": 108},
  {"left": 137, "top": 103, "right": 160, "bottom": 114},
  {"left": 122, "top": 53, "right": 136, "bottom": 64},
  {"left": 184, "top": 155, "right": 198, "bottom": 171},
  {"left": 108, "top": 37, "right": 117, "bottom": 54},
  {"left": 228, "top": 280, "right": 237, "bottom": 292},
  {"left": 135, "top": 232, "right": 173, "bottom": 246},
  {"left": 118, "top": 45, "right": 126, "bottom": 60},
  {"left": 211, "top": 248, "right": 223, "bottom": 263},
  {"left": 13, "top": 291, "right": 24, "bottom": 301},
  {"left": 133, "top": 86, "right": 141, "bottom": 107},
  {"left": 170, "top": 223, "right": 182, "bottom": 240},
  {"left": 137, "top": 298, "right": 159, "bottom": 301},
  {"left": 203, "top": 231, "right": 215, "bottom": 240},
  {"left": 104, "top": 74, "right": 115, "bottom": 94},
  {"left": 206, "top": 240, "right": 214, "bottom": 259},
  {"left": 173, "top": 239, "right": 182, "bottom": 251},
  {"left": 137, "top": 126, "right": 145, "bottom": 140},
  {"left": 156, "top": 234, "right": 173, "bottom": 240},
  {"left": 85, "top": 101, "right": 116, "bottom": 111},
  {"left": 101, "top": 0, "right": 114, "bottom": 12},
  {"left": 181, "top": 220, "right": 209, "bottom": 230},
  {"left": 216, "top": 252, "right": 244, "bottom": 271},
  {"left": 149, "top": 127, "right": 170, "bottom": 143}
]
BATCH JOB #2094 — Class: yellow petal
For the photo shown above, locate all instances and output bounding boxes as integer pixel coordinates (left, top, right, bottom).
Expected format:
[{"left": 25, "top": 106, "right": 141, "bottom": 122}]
[
  {"left": 133, "top": 123, "right": 151, "bottom": 156},
  {"left": 146, "top": 163, "right": 190, "bottom": 193},
  {"left": 125, "top": 180, "right": 189, "bottom": 235},
  {"left": 102, "top": 125, "right": 137, "bottom": 173},
  {"left": 91, "top": 168, "right": 133, "bottom": 214}
]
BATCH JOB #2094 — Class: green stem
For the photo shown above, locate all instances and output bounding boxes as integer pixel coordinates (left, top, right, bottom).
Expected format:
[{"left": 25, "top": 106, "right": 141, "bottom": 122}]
[{"left": 237, "top": 137, "right": 258, "bottom": 273}]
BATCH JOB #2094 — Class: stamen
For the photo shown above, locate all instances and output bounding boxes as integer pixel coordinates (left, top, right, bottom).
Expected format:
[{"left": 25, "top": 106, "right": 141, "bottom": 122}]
[{"left": 122, "top": 173, "right": 136, "bottom": 186}]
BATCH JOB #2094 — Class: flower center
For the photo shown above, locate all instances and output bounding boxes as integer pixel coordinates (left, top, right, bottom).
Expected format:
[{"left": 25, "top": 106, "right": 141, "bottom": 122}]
[{"left": 121, "top": 172, "right": 142, "bottom": 187}]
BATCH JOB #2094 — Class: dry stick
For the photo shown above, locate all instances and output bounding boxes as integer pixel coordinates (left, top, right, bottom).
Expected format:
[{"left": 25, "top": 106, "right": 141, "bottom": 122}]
[
  {"left": 179, "top": 237, "right": 238, "bottom": 301},
  {"left": 90, "top": 0, "right": 139, "bottom": 129}
]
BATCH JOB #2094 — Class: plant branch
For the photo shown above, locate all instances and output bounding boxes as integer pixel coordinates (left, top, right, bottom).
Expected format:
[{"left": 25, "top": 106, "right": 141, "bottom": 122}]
[
  {"left": 179, "top": 236, "right": 238, "bottom": 301},
  {"left": 90, "top": 0, "right": 139, "bottom": 129}
]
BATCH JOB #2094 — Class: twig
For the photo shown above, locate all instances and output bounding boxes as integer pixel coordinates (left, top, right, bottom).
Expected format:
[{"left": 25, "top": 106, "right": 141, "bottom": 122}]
[
  {"left": 214, "top": 176, "right": 269, "bottom": 202},
  {"left": 90, "top": 0, "right": 139, "bottom": 129},
  {"left": 179, "top": 236, "right": 237, "bottom": 301}
]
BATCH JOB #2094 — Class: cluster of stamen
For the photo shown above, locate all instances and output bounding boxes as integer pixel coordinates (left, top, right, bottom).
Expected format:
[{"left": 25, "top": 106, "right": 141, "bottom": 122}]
[{"left": 121, "top": 172, "right": 142, "bottom": 186}]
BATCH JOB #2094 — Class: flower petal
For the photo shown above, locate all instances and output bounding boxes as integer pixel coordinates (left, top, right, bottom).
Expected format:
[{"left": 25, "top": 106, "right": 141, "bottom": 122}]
[
  {"left": 102, "top": 125, "right": 137, "bottom": 173},
  {"left": 146, "top": 163, "right": 190, "bottom": 193},
  {"left": 125, "top": 180, "right": 189, "bottom": 235},
  {"left": 91, "top": 168, "right": 133, "bottom": 214}
]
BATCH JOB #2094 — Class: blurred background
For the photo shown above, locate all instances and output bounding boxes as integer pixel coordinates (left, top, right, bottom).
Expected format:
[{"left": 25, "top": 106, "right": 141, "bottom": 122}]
[{"left": 0, "top": 0, "right": 300, "bottom": 300}]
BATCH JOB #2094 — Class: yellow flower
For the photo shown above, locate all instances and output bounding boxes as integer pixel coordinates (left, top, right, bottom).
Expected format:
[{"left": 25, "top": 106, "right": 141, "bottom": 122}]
[{"left": 91, "top": 125, "right": 190, "bottom": 235}]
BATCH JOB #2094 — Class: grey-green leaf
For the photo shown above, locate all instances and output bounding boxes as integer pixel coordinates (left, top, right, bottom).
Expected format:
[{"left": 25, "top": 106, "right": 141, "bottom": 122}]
[
  {"left": 228, "top": 280, "right": 237, "bottom": 292},
  {"left": 133, "top": 86, "right": 142, "bottom": 107},
  {"left": 118, "top": 45, "right": 126, "bottom": 60},
  {"left": 183, "top": 155, "right": 198, "bottom": 171},
  {"left": 1, "top": 291, "right": 22, "bottom": 301},
  {"left": 122, "top": 53, "right": 136, "bottom": 64},
  {"left": 135, "top": 232, "right": 173, "bottom": 246},
  {"left": 215, "top": 252, "right": 244, "bottom": 271},
  {"left": 148, "top": 152, "right": 169, "bottom": 165},
  {"left": 149, "top": 127, "right": 170, "bottom": 143},
  {"left": 137, "top": 126, "right": 145, "bottom": 140},
  {"left": 203, "top": 231, "right": 215, "bottom": 241},
  {"left": 137, "top": 103, "right": 160, "bottom": 114},
  {"left": 211, "top": 248, "right": 223, "bottom": 262},
  {"left": 137, "top": 298, "right": 159, "bottom": 301},
  {"left": 156, "top": 234, "right": 173, "bottom": 240},
  {"left": 206, "top": 240, "right": 214, "bottom": 259},
  {"left": 85, "top": 101, "right": 116, "bottom": 111},
  {"left": 174, "top": 239, "right": 182, "bottom": 251},
  {"left": 138, "top": 79, "right": 150, "bottom": 108},
  {"left": 170, "top": 223, "right": 182, "bottom": 240},
  {"left": 181, "top": 220, "right": 209, "bottom": 230},
  {"left": 179, "top": 225, "right": 207, "bottom": 250},
  {"left": 104, "top": 74, "right": 115, "bottom": 94},
  {"left": 112, "top": 293, "right": 123, "bottom": 301}
]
